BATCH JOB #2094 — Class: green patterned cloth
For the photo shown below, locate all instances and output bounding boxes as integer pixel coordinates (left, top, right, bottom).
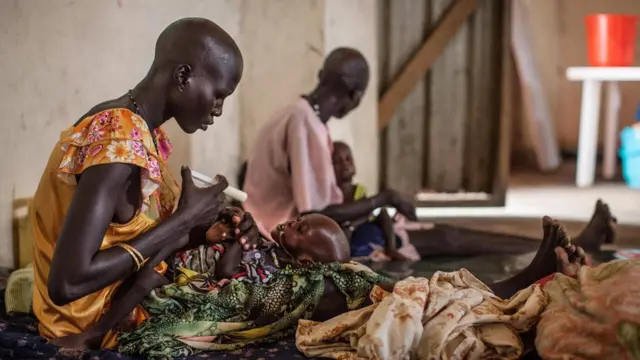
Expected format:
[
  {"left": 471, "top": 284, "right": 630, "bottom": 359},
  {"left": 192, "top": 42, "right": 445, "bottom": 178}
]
[{"left": 118, "top": 261, "right": 387, "bottom": 359}]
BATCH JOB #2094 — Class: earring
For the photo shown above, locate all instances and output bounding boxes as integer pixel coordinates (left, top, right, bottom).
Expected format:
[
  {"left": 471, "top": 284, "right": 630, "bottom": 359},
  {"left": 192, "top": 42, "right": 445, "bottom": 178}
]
[{"left": 178, "top": 85, "right": 184, "bottom": 93}]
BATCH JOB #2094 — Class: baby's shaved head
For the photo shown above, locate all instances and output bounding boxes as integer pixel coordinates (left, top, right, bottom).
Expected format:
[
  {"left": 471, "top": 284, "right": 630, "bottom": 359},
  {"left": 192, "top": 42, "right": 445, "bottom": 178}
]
[
  {"left": 304, "top": 214, "right": 351, "bottom": 263},
  {"left": 277, "top": 214, "right": 351, "bottom": 264}
]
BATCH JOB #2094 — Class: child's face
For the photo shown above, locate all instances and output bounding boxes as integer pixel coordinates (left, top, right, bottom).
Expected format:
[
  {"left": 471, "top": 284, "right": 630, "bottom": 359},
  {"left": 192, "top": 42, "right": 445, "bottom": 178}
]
[
  {"left": 332, "top": 143, "right": 355, "bottom": 183},
  {"left": 271, "top": 214, "right": 350, "bottom": 263}
]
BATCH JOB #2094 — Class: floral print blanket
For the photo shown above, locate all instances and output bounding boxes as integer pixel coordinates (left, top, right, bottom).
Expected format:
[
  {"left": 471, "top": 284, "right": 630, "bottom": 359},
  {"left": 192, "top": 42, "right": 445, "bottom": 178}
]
[
  {"left": 297, "top": 260, "right": 640, "bottom": 360},
  {"left": 536, "top": 259, "right": 640, "bottom": 360},
  {"left": 296, "top": 270, "right": 547, "bottom": 359}
]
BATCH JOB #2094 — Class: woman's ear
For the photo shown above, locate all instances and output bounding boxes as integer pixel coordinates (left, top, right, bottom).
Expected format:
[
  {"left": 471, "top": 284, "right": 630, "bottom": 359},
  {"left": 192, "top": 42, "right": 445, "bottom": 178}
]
[{"left": 173, "top": 64, "right": 193, "bottom": 92}]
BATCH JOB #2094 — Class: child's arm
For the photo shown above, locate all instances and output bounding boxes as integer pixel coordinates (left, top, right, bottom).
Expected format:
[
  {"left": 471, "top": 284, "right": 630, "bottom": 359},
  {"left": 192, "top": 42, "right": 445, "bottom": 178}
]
[
  {"left": 214, "top": 240, "right": 244, "bottom": 280},
  {"left": 375, "top": 209, "right": 397, "bottom": 253}
]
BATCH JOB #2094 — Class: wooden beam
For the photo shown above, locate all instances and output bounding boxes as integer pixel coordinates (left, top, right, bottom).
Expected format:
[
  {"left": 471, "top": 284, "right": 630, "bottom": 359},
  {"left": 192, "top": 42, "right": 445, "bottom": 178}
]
[
  {"left": 491, "top": 0, "right": 515, "bottom": 206},
  {"left": 378, "top": 0, "right": 479, "bottom": 130}
]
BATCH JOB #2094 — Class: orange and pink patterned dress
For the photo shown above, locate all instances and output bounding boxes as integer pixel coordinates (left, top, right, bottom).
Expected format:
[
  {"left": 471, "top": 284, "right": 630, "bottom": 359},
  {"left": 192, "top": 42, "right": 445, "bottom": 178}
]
[{"left": 31, "top": 108, "right": 180, "bottom": 348}]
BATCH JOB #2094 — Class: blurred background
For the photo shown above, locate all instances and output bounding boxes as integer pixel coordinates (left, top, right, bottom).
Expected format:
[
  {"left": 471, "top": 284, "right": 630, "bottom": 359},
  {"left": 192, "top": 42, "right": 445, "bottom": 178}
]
[{"left": 2, "top": 0, "right": 640, "bottom": 269}]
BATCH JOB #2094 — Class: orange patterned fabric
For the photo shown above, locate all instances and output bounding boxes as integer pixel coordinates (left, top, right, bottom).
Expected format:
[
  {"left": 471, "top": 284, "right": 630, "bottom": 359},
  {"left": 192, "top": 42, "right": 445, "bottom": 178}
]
[
  {"left": 57, "top": 108, "right": 178, "bottom": 220},
  {"left": 31, "top": 108, "right": 180, "bottom": 348}
]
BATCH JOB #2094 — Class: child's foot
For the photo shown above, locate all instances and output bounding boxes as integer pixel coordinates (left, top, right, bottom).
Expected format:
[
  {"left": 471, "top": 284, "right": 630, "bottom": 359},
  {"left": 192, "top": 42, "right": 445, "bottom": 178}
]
[
  {"left": 574, "top": 199, "right": 617, "bottom": 252},
  {"left": 49, "top": 330, "right": 103, "bottom": 350},
  {"left": 525, "top": 217, "right": 572, "bottom": 282},
  {"left": 386, "top": 249, "right": 411, "bottom": 261}
]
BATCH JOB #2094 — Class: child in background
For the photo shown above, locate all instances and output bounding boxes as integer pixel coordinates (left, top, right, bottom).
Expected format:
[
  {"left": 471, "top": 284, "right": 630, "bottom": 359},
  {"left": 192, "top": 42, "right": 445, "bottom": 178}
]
[{"left": 332, "top": 141, "right": 420, "bottom": 261}]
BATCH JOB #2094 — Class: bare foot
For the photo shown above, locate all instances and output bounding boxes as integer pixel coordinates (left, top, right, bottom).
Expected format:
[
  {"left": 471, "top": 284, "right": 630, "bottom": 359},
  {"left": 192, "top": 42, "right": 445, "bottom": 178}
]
[
  {"left": 49, "top": 330, "right": 103, "bottom": 350},
  {"left": 554, "top": 243, "right": 588, "bottom": 277},
  {"left": 386, "top": 249, "right": 410, "bottom": 261},
  {"left": 525, "top": 217, "right": 572, "bottom": 282},
  {"left": 489, "top": 217, "right": 573, "bottom": 299},
  {"left": 574, "top": 199, "right": 617, "bottom": 252}
]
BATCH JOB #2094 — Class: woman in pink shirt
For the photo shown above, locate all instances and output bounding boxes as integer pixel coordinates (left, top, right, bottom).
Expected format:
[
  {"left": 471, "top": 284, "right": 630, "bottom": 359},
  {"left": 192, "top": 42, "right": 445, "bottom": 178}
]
[{"left": 242, "top": 48, "right": 417, "bottom": 245}]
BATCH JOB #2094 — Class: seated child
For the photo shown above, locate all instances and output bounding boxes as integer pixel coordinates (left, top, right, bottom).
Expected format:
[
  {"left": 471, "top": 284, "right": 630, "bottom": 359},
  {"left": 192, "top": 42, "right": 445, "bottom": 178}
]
[
  {"left": 50, "top": 209, "right": 375, "bottom": 350},
  {"left": 332, "top": 141, "right": 420, "bottom": 261}
]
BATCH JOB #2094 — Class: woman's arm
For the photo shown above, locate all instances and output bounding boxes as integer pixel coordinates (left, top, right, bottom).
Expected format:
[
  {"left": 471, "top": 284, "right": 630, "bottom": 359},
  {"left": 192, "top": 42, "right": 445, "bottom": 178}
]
[
  {"left": 48, "top": 164, "right": 226, "bottom": 306},
  {"left": 313, "top": 193, "right": 390, "bottom": 224}
]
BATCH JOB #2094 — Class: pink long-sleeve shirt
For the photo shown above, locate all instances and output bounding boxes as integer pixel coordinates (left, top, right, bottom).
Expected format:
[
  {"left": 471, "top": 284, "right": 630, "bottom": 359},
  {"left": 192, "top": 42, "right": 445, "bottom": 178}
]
[{"left": 243, "top": 98, "right": 344, "bottom": 238}]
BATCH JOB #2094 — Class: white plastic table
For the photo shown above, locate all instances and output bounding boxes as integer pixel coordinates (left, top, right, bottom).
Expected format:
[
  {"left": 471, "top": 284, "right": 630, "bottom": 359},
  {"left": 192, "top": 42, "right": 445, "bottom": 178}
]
[{"left": 566, "top": 67, "right": 640, "bottom": 188}]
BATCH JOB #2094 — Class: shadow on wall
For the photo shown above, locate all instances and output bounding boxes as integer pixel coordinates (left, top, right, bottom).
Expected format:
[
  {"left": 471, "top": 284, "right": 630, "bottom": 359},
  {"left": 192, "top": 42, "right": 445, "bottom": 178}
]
[{"left": 237, "top": 162, "right": 248, "bottom": 191}]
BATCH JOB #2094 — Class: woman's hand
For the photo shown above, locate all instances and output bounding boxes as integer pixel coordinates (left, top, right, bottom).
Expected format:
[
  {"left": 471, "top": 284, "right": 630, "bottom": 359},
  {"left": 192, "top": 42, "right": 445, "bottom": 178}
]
[
  {"left": 176, "top": 166, "right": 229, "bottom": 228},
  {"left": 214, "top": 207, "right": 262, "bottom": 250}
]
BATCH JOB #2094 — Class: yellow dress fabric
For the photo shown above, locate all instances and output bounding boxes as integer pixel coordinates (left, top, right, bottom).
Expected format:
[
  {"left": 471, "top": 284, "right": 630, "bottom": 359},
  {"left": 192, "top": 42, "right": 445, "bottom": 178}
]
[
  {"left": 352, "top": 183, "right": 367, "bottom": 201},
  {"left": 31, "top": 108, "right": 180, "bottom": 348}
]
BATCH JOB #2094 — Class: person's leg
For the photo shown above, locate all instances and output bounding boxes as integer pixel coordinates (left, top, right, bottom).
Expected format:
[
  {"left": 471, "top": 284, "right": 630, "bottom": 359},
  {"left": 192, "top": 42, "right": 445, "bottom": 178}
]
[
  {"left": 49, "top": 240, "right": 178, "bottom": 349},
  {"left": 488, "top": 217, "right": 587, "bottom": 299},
  {"left": 408, "top": 225, "right": 539, "bottom": 257},
  {"left": 409, "top": 200, "right": 616, "bottom": 257},
  {"left": 375, "top": 210, "right": 409, "bottom": 261}
]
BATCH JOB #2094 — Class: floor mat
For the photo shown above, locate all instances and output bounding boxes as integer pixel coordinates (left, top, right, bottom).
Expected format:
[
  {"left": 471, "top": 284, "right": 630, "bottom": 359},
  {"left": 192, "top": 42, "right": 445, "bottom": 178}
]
[{"left": 0, "top": 289, "right": 309, "bottom": 360}]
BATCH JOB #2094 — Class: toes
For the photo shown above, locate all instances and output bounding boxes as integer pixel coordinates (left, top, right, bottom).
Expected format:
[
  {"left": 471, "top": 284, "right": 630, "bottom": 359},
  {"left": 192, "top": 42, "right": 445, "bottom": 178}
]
[
  {"left": 541, "top": 216, "right": 557, "bottom": 246},
  {"left": 565, "top": 244, "right": 577, "bottom": 257},
  {"left": 558, "top": 225, "right": 571, "bottom": 248},
  {"left": 555, "top": 246, "right": 570, "bottom": 268},
  {"left": 574, "top": 246, "right": 586, "bottom": 264}
]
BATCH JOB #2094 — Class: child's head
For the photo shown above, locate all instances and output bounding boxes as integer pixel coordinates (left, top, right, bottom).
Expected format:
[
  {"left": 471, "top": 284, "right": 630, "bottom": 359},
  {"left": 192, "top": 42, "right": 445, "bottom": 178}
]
[
  {"left": 271, "top": 214, "right": 350, "bottom": 264},
  {"left": 332, "top": 141, "right": 355, "bottom": 184}
]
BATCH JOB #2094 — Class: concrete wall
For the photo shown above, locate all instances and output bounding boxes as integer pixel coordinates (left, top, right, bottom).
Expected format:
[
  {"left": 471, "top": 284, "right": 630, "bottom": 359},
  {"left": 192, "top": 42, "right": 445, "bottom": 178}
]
[
  {"left": 238, "top": 0, "right": 325, "bottom": 158},
  {"left": 0, "top": 0, "right": 378, "bottom": 268},
  {"left": 325, "top": 0, "right": 379, "bottom": 193}
]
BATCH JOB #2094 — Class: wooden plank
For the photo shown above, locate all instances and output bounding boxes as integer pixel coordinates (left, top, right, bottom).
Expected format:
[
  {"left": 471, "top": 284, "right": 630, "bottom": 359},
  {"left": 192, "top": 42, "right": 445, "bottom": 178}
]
[
  {"left": 491, "top": 0, "right": 515, "bottom": 206},
  {"left": 378, "top": 0, "right": 390, "bottom": 189},
  {"left": 427, "top": 0, "right": 470, "bottom": 193},
  {"left": 378, "top": 0, "right": 479, "bottom": 130},
  {"left": 383, "top": 0, "right": 430, "bottom": 195},
  {"left": 414, "top": 197, "right": 501, "bottom": 208},
  {"left": 511, "top": 0, "right": 561, "bottom": 171},
  {"left": 464, "top": 0, "right": 499, "bottom": 192}
]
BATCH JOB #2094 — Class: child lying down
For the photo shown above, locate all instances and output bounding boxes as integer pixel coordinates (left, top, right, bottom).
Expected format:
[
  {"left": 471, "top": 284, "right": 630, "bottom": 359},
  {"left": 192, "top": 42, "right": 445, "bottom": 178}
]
[
  {"left": 51, "top": 208, "right": 589, "bottom": 358},
  {"left": 50, "top": 208, "right": 381, "bottom": 350}
]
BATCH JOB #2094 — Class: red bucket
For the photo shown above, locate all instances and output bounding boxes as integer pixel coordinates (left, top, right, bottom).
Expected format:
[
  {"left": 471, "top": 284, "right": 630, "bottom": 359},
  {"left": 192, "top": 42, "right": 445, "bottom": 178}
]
[{"left": 585, "top": 14, "right": 638, "bottom": 67}]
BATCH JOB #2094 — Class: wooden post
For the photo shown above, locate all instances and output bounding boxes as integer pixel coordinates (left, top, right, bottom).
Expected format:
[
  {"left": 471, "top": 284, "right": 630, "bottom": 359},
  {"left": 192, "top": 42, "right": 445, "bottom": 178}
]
[
  {"left": 491, "top": 0, "right": 515, "bottom": 206},
  {"left": 382, "top": 0, "right": 430, "bottom": 196},
  {"left": 464, "top": 0, "right": 500, "bottom": 192},
  {"left": 427, "top": 0, "right": 470, "bottom": 192},
  {"left": 378, "top": 0, "right": 479, "bottom": 130}
]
